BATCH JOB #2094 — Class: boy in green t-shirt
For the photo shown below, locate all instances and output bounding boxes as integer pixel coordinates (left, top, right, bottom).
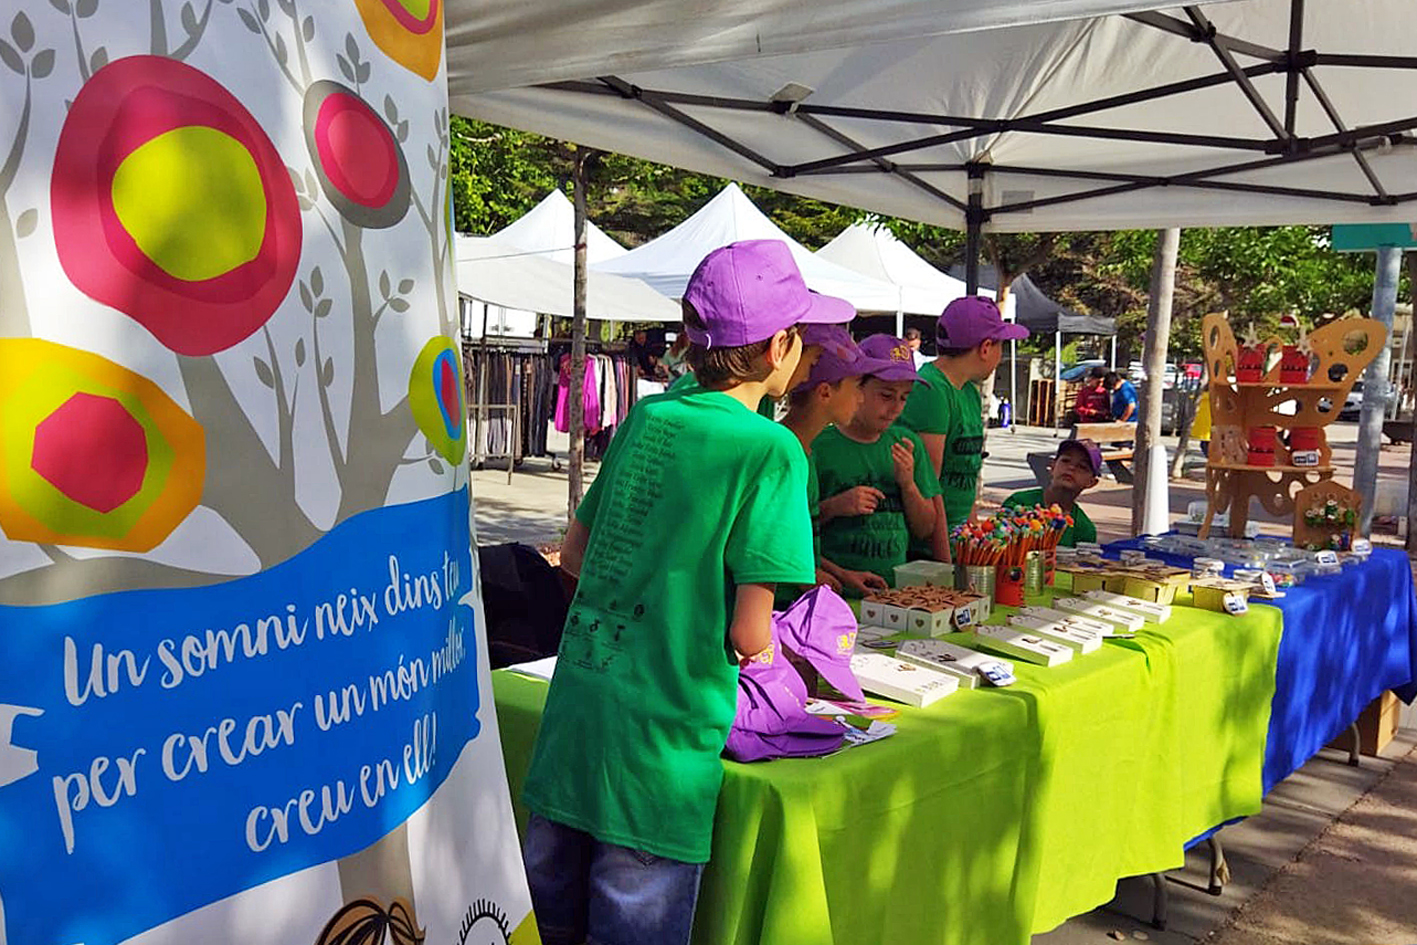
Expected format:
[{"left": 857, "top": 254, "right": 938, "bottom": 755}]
[
  {"left": 778, "top": 324, "right": 894, "bottom": 602},
  {"left": 814, "top": 334, "right": 940, "bottom": 589},
  {"left": 1001, "top": 438, "right": 1102, "bottom": 546},
  {"left": 521, "top": 239, "right": 852, "bottom": 945},
  {"left": 899, "top": 296, "right": 1030, "bottom": 557}
]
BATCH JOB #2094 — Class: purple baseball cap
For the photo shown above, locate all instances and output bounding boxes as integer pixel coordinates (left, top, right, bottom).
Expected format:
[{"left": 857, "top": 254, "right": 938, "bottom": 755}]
[
  {"left": 1057, "top": 438, "right": 1104, "bottom": 476},
  {"left": 773, "top": 586, "right": 865, "bottom": 702},
  {"left": 683, "top": 240, "right": 854, "bottom": 348},
  {"left": 856, "top": 334, "right": 923, "bottom": 384},
  {"left": 936, "top": 295, "right": 1030, "bottom": 349},
  {"left": 793, "top": 325, "right": 866, "bottom": 393}
]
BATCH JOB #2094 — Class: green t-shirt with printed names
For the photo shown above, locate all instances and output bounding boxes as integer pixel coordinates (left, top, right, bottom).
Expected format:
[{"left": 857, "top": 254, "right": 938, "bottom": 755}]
[
  {"left": 898, "top": 361, "right": 984, "bottom": 532},
  {"left": 669, "top": 369, "right": 776, "bottom": 418},
  {"left": 774, "top": 449, "right": 822, "bottom": 610},
  {"left": 812, "top": 424, "right": 941, "bottom": 587},
  {"left": 523, "top": 387, "right": 815, "bottom": 863},
  {"left": 1001, "top": 488, "right": 1098, "bottom": 547}
]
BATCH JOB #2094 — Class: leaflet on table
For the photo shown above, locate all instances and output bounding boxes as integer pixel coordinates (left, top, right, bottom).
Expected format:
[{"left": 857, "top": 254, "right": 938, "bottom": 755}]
[
  {"left": 973, "top": 624, "right": 1074, "bottom": 666},
  {"left": 1004, "top": 615, "right": 1104, "bottom": 653},
  {"left": 802, "top": 700, "right": 900, "bottom": 746},
  {"left": 1015, "top": 605, "right": 1115, "bottom": 636},
  {"left": 1050, "top": 597, "right": 1147, "bottom": 632},
  {"left": 505, "top": 655, "right": 559, "bottom": 682},
  {"left": 848, "top": 653, "right": 959, "bottom": 707},
  {"left": 1078, "top": 590, "right": 1172, "bottom": 623},
  {"left": 893, "top": 639, "right": 1015, "bottom": 690}
]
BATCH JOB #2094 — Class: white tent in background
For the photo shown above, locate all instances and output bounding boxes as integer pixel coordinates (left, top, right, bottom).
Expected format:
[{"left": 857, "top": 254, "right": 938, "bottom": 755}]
[
  {"left": 491, "top": 189, "right": 629, "bottom": 266},
  {"left": 594, "top": 183, "right": 901, "bottom": 310},
  {"left": 455, "top": 236, "right": 679, "bottom": 330},
  {"left": 816, "top": 222, "right": 981, "bottom": 332}
]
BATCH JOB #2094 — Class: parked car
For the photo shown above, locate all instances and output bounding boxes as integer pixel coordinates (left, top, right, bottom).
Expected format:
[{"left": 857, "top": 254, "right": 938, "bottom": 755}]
[{"left": 1340, "top": 381, "right": 1363, "bottom": 421}]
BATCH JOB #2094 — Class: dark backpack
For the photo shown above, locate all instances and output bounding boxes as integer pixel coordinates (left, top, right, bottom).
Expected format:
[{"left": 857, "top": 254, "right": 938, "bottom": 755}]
[{"left": 477, "top": 543, "right": 570, "bottom": 669}]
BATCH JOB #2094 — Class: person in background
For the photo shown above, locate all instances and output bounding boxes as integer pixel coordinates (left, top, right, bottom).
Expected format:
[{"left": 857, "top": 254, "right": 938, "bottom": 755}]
[
  {"left": 523, "top": 240, "right": 850, "bottom": 945},
  {"left": 1107, "top": 370, "right": 1139, "bottom": 422},
  {"left": 1001, "top": 439, "right": 1101, "bottom": 547},
  {"left": 814, "top": 335, "right": 940, "bottom": 590},
  {"left": 1075, "top": 366, "right": 1112, "bottom": 423},
  {"left": 659, "top": 331, "right": 691, "bottom": 380},
  {"left": 898, "top": 296, "right": 1030, "bottom": 557},
  {"left": 904, "top": 326, "right": 930, "bottom": 369},
  {"left": 1191, "top": 384, "right": 1212, "bottom": 457},
  {"left": 779, "top": 326, "right": 891, "bottom": 602},
  {"left": 627, "top": 328, "right": 657, "bottom": 379}
]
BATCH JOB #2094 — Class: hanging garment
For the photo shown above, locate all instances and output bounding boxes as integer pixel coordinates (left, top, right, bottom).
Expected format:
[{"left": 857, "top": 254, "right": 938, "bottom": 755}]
[{"left": 554, "top": 354, "right": 601, "bottom": 435}]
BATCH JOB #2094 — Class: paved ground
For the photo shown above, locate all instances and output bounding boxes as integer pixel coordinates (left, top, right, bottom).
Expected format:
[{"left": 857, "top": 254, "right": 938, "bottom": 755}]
[{"left": 470, "top": 419, "right": 1417, "bottom": 944}]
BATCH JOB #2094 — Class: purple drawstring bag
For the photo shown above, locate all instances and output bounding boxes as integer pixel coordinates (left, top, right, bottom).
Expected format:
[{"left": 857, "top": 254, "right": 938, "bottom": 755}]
[{"left": 724, "top": 586, "right": 864, "bottom": 762}]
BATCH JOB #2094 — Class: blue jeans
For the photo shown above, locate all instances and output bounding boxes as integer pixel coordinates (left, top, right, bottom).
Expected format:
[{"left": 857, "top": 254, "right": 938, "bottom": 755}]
[{"left": 523, "top": 813, "right": 706, "bottom": 945}]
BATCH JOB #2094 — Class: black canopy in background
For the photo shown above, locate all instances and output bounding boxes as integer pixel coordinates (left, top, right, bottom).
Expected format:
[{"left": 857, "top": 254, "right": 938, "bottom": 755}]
[{"left": 947, "top": 265, "right": 1117, "bottom": 337}]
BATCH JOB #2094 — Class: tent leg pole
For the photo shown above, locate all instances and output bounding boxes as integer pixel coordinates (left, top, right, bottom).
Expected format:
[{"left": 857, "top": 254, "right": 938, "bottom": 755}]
[
  {"left": 1054, "top": 330, "right": 1062, "bottom": 438},
  {"left": 964, "top": 164, "right": 985, "bottom": 295},
  {"left": 1111, "top": 335, "right": 1117, "bottom": 371},
  {"left": 1011, "top": 337, "right": 1018, "bottom": 434}
]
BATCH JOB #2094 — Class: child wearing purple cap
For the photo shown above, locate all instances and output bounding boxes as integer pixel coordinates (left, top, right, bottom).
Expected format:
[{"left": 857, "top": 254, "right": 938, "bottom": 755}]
[
  {"left": 1001, "top": 439, "right": 1101, "bottom": 546},
  {"left": 813, "top": 334, "right": 940, "bottom": 590},
  {"left": 777, "top": 324, "right": 891, "bottom": 602},
  {"left": 900, "top": 296, "right": 1029, "bottom": 550},
  {"left": 521, "top": 240, "right": 849, "bottom": 945}
]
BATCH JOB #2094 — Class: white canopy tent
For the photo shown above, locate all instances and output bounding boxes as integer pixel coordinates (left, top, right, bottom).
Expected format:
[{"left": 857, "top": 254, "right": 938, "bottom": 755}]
[
  {"left": 815, "top": 222, "right": 980, "bottom": 333},
  {"left": 491, "top": 189, "right": 629, "bottom": 266},
  {"left": 594, "top": 183, "right": 903, "bottom": 309},
  {"left": 455, "top": 235, "right": 679, "bottom": 328},
  {"left": 451, "top": 0, "right": 1417, "bottom": 288}
]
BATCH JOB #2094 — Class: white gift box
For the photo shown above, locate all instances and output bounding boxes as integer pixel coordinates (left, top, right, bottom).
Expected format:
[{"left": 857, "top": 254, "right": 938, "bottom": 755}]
[
  {"left": 906, "top": 605, "right": 955, "bottom": 638},
  {"left": 860, "top": 598, "right": 886, "bottom": 628},
  {"left": 1050, "top": 596, "right": 1146, "bottom": 632},
  {"left": 893, "top": 560, "right": 955, "bottom": 587},
  {"left": 878, "top": 603, "right": 911, "bottom": 634},
  {"left": 1014, "top": 605, "right": 1115, "bottom": 637},
  {"left": 849, "top": 653, "right": 959, "bottom": 708},
  {"left": 973, "top": 624, "right": 1073, "bottom": 666},
  {"left": 894, "top": 639, "right": 1015, "bottom": 690},
  {"left": 1080, "top": 590, "right": 1172, "bottom": 623},
  {"left": 1005, "top": 615, "right": 1104, "bottom": 653}
]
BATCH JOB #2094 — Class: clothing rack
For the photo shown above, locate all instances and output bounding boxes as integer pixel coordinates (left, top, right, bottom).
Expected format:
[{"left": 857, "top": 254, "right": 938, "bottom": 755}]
[{"left": 463, "top": 337, "right": 553, "bottom": 481}]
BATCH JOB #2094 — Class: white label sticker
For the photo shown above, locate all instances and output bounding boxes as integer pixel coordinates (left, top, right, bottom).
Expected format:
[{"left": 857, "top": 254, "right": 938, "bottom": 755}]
[
  {"left": 1260, "top": 572, "right": 1277, "bottom": 595},
  {"left": 1316, "top": 550, "right": 1339, "bottom": 566},
  {"left": 1352, "top": 538, "right": 1372, "bottom": 555},
  {"left": 1223, "top": 592, "right": 1249, "bottom": 615}
]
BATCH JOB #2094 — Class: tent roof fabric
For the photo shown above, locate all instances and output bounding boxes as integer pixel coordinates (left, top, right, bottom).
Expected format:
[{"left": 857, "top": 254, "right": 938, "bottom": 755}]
[
  {"left": 815, "top": 223, "right": 981, "bottom": 315},
  {"left": 450, "top": 0, "right": 1417, "bottom": 232},
  {"left": 491, "top": 189, "right": 628, "bottom": 266},
  {"left": 948, "top": 265, "right": 1116, "bottom": 336},
  {"left": 593, "top": 184, "right": 903, "bottom": 310},
  {"left": 455, "top": 235, "right": 680, "bottom": 322}
]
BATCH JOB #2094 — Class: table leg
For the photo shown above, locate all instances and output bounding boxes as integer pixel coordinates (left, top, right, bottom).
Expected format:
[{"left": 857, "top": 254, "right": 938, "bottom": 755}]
[
  {"left": 1207, "top": 835, "right": 1229, "bottom": 894},
  {"left": 1344, "top": 722, "right": 1362, "bottom": 767},
  {"left": 1150, "top": 872, "right": 1169, "bottom": 930}
]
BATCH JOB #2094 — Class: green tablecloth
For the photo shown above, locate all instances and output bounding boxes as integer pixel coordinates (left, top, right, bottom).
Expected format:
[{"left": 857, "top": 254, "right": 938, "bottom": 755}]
[{"left": 491, "top": 589, "right": 1281, "bottom": 945}]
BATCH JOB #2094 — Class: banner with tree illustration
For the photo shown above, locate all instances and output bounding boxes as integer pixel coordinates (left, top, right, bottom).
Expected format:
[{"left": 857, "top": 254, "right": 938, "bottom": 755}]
[{"left": 0, "top": 1, "right": 536, "bottom": 943}]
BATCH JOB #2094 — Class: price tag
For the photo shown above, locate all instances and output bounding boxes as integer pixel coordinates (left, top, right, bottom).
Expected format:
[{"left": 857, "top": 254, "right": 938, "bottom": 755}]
[
  {"left": 1223, "top": 592, "right": 1249, "bottom": 616},
  {"left": 1316, "top": 550, "right": 1339, "bottom": 566},
  {"left": 1351, "top": 538, "right": 1372, "bottom": 555},
  {"left": 1260, "top": 572, "right": 1277, "bottom": 595}
]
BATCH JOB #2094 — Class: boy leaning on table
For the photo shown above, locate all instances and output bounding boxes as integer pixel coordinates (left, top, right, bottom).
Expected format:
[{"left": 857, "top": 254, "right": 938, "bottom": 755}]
[
  {"left": 1001, "top": 438, "right": 1103, "bottom": 547},
  {"left": 520, "top": 239, "right": 850, "bottom": 945}
]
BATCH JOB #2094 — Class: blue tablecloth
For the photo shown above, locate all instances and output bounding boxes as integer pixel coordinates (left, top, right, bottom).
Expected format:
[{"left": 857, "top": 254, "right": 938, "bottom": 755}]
[{"left": 1103, "top": 542, "right": 1417, "bottom": 793}]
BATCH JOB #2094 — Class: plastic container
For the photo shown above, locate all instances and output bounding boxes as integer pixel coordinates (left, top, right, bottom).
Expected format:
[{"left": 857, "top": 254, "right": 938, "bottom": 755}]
[
  {"left": 1279, "top": 345, "right": 1311, "bottom": 384},
  {"left": 1236, "top": 345, "right": 1266, "bottom": 382}
]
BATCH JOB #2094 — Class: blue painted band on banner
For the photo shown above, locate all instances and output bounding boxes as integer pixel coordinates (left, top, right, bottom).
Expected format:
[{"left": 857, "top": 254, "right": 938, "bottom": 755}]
[{"left": 0, "top": 487, "right": 479, "bottom": 945}]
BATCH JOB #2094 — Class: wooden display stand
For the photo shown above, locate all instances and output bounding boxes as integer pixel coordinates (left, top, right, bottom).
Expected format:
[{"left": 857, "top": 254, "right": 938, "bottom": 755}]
[{"left": 1199, "top": 313, "right": 1386, "bottom": 539}]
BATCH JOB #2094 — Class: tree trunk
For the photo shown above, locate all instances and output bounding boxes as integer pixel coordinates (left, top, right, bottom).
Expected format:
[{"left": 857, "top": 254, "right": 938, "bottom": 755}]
[
  {"left": 1357, "top": 246, "right": 1401, "bottom": 534},
  {"left": 568, "top": 150, "right": 589, "bottom": 523},
  {"left": 1133, "top": 228, "right": 1180, "bottom": 537}
]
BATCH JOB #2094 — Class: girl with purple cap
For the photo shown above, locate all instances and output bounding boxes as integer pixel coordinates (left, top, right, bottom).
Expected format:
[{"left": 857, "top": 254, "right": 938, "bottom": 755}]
[
  {"left": 520, "top": 240, "right": 850, "bottom": 945},
  {"left": 812, "top": 334, "right": 941, "bottom": 591}
]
